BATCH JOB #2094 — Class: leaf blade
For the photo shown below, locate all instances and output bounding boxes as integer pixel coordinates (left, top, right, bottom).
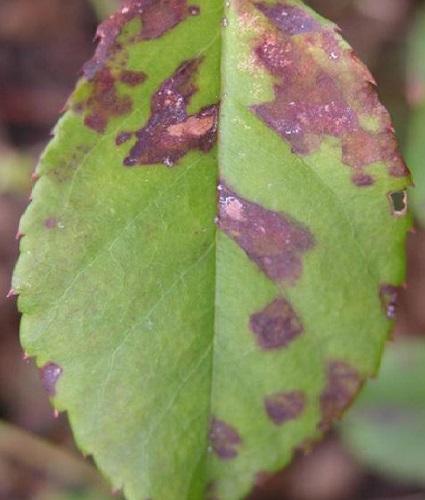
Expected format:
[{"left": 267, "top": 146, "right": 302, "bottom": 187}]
[{"left": 13, "top": 1, "right": 411, "bottom": 499}]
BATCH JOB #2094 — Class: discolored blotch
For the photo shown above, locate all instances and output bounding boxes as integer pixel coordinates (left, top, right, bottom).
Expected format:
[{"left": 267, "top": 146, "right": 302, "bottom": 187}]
[
  {"left": 265, "top": 390, "right": 305, "bottom": 425},
  {"left": 250, "top": 2, "right": 409, "bottom": 185},
  {"left": 123, "top": 59, "right": 219, "bottom": 167},
  {"left": 84, "top": 0, "right": 193, "bottom": 79},
  {"left": 189, "top": 5, "right": 201, "bottom": 16},
  {"left": 39, "top": 362, "right": 63, "bottom": 397},
  {"left": 352, "top": 172, "right": 374, "bottom": 187},
  {"left": 82, "top": 67, "right": 133, "bottom": 133},
  {"left": 319, "top": 361, "right": 363, "bottom": 430},
  {"left": 116, "top": 131, "right": 132, "bottom": 146},
  {"left": 120, "top": 70, "right": 147, "bottom": 86},
  {"left": 209, "top": 418, "right": 242, "bottom": 460},
  {"left": 380, "top": 284, "right": 399, "bottom": 320},
  {"left": 255, "top": 2, "right": 320, "bottom": 36},
  {"left": 217, "top": 183, "right": 314, "bottom": 284},
  {"left": 44, "top": 217, "right": 58, "bottom": 229},
  {"left": 250, "top": 297, "right": 303, "bottom": 350}
]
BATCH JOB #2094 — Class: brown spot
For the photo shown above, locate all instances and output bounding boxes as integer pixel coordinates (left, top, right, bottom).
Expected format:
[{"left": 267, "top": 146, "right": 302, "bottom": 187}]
[
  {"left": 209, "top": 418, "right": 242, "bottom": 460},
  {"left": 116, "top": 131, "right": 132, "bottom": 146},
  {"left": 40, "top": 362, "right": 63, "bottom": 397},
  {"left": 319, "top": 361, "right": 363, "bottom": 430},
  {"left": 217, "top": 183, "right": 314, "bottom": 284},
  {"left": 380, "top": 284, "right": 399, "bottom": 320},
  {"left": 250, "top": 297, "right": 303, "bottom": 350},
  {"left": 120, "top": 70, "right": 147, "bottom": 86},
  {"left": 352, "top": 172, "right": 374, "bottom": 187},
  {"left": 255, "top": 2, "right": 320, "bottom": 36},
  {"left": 249, "top": 2, "right": 409, "bottom": 184},
  {"left": 84, "top": 0, "right": 193, "bottom": 79},
  {"left": 44, "top": 217, "right": 58, "bottom": 229},
  {"left": 81, "top": 67, "right": 133, "bottom": 133},
  {"left": 265, "top": 390, "right": 305, "bottom": 425},
  {"left": 123, "top": 59, "right": 219, "bottom": 167},
  {"left": 189, "top": 5, "right": 201, "bottom": 16}
]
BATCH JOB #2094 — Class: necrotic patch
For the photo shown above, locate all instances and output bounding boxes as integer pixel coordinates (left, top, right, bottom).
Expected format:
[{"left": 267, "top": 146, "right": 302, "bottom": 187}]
[
  {"left": 209, "top": 418, "right": 242, "bottom": 460},
  {"left": 39, "top": 362, "right": 63, "bottom": 397},
  {"left": 264, "top": 390, "right": 305, "bottom": 425},
  {"left": 319, "top": 361, "right": 363, "bottom": 430},
  {"left": 250, "top": 297, "right": 303, "bottom": 350},
  {"left": 123, "top": 59, "right": 219, "bottom": 167},
  {"left": 217, "top": 183, "right": 314, "bottom": 284},
  {"left": 249, "top": 1, "right": 409, "bottom": 185}
]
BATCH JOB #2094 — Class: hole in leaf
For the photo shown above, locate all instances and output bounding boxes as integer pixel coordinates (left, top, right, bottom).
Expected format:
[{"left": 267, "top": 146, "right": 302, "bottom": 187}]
[{"left": 388, "top": 190, "right": 407, "bottom": 217}]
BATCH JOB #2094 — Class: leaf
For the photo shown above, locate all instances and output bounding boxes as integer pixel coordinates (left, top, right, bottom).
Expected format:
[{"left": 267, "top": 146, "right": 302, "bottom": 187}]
[
  {"left": 13, "top": 1, "right": 411, "bottom": 499},
  {"left": 406, "top": 5, "right": 425, "bottom": 226},
  {"left": 341, "top": 339, "right": 425, "bottom": 485}
]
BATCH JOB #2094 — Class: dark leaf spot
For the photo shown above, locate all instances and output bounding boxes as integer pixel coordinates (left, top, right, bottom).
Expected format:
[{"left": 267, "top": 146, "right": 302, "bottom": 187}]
[
  {"left": 217, "top": 183, "right": 314, "bottom": 284},
  {"left": 123, "top": 59, "right": 218, "bottom": 167},
  {"left": 40, "top": 362, "right": 63, "bottom": 397},
  {"left": 116, "top": 132, "right": 132, "bottom": 146},
  {"left": 84, "top": 0, "right": 193, "bottom": 79},
  {"left": 388, "top": 190, "right": 407, "bottom": 217},
  {"left": 189, "top": 5, "right": 201, "bottom": 16},
  {"left": 44, "top": 217, "right": 58, "bottom": 229},
  {"left": 255, "top": 2, "right": 320, "bottom": 36},
  {"left": 209, "top": 418, "right": 242, "bottom": 460},
  {"left": 120, "top": 70, "right": 147, "bottom": 86},
  {"left": 80, "top": 68, "right": 133, "bottom": 133},
  {"left": 250, "top": 297, "right": 303, "bottom": 350},
  {"left": 250, "top": 2, "right": 409, "bottom": 185},
  {"left": 352, "top": 173, "right": 374, "bottom": 187},
  {"left": 380, "top": 284, "right": 399, "bottom": 320},
  {"left": 319, "top": 361, "right": 363, "bottom": 430},
  {"left": 265, "top": 390, "right": 305, "bottom": 425}
]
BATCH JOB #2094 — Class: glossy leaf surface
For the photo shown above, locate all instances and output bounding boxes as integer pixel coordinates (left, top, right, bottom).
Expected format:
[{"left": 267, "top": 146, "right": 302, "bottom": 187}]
[{"left": 13, "top": 1, "right": 411, "bottom": 498}]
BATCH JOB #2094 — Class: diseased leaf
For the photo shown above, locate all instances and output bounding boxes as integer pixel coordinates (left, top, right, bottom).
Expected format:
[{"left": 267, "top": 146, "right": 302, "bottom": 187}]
[
  {"left": 13, "top": 1, "right": 411, "bottom": 499},
  {"left": 406, "top": 5, "right": 425, "bottom": 226},
  {"left": 341, "top": 340, "right": 425, "bottom": 485}
]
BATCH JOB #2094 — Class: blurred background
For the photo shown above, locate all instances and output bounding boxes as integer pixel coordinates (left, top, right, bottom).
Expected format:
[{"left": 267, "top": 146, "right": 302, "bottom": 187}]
[{"left": 0, "top": 0, "right": 425, "bottom": 498}]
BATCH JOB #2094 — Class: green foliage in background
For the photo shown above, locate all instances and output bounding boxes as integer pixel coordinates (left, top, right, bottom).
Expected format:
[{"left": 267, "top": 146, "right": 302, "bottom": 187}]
[
  {"left": 13, "top": 1, "right": 411, "bottom": 498},
  {"left": 406, "top": 5, "right": 425, "bottom": 226},
  {"left": 342, "top": 339, "right": 425, "bottom": 484}
]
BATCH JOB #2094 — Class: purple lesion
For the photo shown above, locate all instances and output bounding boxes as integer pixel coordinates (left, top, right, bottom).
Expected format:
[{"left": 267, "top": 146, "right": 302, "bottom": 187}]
[
  {"left": 39, "top": 362, "right": 63, "bottom": 397},
  {"left": 249, "top": 1, "right": 410, "bottom": 185},
  {"left": 217, "top": 183, "right": 315, "bottom": 284},
  {"left": 264, "top": 390, "right": 306, "bottom": 425},
  {"left": 209, "top": 417, "right": 242, "bottom": 460},
  {"left": 122, "top": 59, "right": 219, "bottom": 167},
  {"left": 83, "top": 0, "right": 195, "bottom": 79},
  {"left": 250, "top": 297, "right": 303, "bottom": 350},
  {"left": 255, "top": 2, "right": 320, "bottom": 36},
  {"left": 319, "top": 360, "right": 363, "bottom": 430}
]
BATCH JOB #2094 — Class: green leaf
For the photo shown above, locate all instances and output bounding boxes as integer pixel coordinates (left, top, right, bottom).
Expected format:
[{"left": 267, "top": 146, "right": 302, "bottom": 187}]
[
  {"left": 406, "top": 5, "right": 425, "bottom": 226},
  {"left": 13, "top": 1, "right": 411, "bottom": 499},
  {"left": 341, "top": 339, "right": 425, "bottom": 484}
]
